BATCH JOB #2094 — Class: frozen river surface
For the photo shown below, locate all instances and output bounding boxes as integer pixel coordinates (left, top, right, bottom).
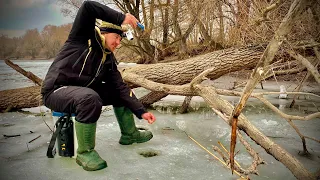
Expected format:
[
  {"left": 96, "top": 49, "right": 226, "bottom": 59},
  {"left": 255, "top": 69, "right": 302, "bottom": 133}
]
[{"left": 0, "top": 60, "right": 319, "bottom": 180}]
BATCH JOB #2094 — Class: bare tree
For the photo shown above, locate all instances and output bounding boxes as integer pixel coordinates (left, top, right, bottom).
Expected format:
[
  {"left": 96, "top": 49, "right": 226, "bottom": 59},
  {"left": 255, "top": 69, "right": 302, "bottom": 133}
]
[{"left": 22, "top": 29, "right": 41, "bottom": 59}]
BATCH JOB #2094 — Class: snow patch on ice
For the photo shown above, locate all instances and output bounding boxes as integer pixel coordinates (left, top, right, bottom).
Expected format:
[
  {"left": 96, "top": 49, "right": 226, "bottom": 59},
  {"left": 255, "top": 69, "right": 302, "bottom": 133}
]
[
  {"left": 176, "top": 120, "right": 186, "bottom": 131},
  {"left": 261, "top": 119, "right": 278, "bottom": 126},
  {"left": 212, "top": 125, "right": 228, "bottom": 138},
  {"left": 21, "top": 106, "right": 50, "bottom": 114}
]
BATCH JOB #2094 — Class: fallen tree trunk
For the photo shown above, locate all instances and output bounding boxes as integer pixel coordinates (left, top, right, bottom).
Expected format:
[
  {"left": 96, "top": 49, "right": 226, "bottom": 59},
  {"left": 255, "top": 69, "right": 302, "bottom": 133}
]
[
  {"left": 127, "top": 45, "right": 264, "bottom": 106},
  {"left": 124, "top": 45, "right": 265, "bottom": 84},
  {"left": 0, "top": 59, "right": 43, "bottom": 112},
  {"left": 0, "top": 86, "right": 42, "bottom": 112},
  {"left": 0, "top": 45, "right": 265, "bottom": 111}
]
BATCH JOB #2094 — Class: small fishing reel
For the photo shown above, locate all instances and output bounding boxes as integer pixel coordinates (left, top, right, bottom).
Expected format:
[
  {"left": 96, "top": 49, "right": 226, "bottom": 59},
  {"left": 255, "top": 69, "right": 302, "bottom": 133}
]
[
  {"left": 123, "top": 22, "right": 144, "bottom": 41},
  {"left": 125, "top": 29, "right": 134, "bottom": 40}
]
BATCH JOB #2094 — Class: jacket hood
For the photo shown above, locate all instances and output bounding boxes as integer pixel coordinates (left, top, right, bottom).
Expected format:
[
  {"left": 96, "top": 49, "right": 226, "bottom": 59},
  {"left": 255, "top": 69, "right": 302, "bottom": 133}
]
[{"left": 94, "top": 26, "right": 108, "bottom": 51}]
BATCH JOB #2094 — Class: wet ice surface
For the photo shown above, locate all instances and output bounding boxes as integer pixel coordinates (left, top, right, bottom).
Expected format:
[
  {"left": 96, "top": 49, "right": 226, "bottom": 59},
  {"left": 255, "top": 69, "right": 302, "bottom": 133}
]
[
  {"left": 1, "top": 94, "right": 319, "bottom": 180},
  {"left": 0, "top": 60, "right": 51, "bottom": 90}
]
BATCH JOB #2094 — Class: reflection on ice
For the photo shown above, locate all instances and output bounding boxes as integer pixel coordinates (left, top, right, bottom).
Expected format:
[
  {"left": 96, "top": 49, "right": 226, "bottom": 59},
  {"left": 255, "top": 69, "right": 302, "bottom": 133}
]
[{"left": 152, "top": 97, "right": 207, "bottom": 114}]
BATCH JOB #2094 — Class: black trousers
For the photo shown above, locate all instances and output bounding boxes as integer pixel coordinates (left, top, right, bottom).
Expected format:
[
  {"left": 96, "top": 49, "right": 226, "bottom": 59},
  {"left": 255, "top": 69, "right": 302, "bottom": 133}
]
[{"left": 44, "top": 84, "right": 124, "bottom": 124}]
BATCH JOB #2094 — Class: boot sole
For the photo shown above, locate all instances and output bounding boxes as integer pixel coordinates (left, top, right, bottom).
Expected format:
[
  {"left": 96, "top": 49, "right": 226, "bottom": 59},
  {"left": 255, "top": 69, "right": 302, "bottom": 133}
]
[
  {"left": 119, "top": 134, "right": 153, "bottom": 145},
  {"left": 76, "top": 159, "right": 107, "bottom": 171}
]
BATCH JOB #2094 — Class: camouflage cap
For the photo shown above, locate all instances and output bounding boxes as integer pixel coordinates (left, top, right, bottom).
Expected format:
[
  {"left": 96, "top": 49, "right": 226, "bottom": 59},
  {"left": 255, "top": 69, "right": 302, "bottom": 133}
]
[{"left": 95, "top": 19, "right": 128, "bottom": 36}]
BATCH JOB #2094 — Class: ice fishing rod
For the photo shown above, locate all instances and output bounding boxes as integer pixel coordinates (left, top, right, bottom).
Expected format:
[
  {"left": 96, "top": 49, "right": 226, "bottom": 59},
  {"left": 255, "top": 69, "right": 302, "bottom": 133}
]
[{"left": 137, "top": 22, "right": 144, "bottom": 31}]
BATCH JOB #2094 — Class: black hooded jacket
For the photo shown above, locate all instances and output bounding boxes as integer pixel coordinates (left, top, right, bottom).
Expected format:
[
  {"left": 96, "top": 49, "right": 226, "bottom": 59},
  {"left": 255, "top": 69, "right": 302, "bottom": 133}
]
[{"left": 41, "top": 1, "right": 146, "bottom": 118}]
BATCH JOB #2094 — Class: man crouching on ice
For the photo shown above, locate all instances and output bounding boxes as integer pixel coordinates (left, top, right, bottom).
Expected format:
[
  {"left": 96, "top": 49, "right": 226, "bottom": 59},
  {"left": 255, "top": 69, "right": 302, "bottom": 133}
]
[{"left": 41, "top": 1, "right": 156, "bottom": 171}]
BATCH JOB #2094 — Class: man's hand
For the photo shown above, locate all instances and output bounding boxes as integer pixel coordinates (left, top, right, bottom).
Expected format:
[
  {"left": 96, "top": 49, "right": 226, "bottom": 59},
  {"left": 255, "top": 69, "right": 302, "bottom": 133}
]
[
  {"left": 122, "top": 13, "right": 138, "bottom": 28},
  {"left": 142, "top": 112, "right": 156, "bottom": 124}
]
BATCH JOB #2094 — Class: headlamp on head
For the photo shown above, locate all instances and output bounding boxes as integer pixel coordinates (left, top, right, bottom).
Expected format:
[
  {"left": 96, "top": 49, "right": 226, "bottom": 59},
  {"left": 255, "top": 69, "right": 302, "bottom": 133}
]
[{"left": 95, "top": 19, "right": 134, "bottom": 41}]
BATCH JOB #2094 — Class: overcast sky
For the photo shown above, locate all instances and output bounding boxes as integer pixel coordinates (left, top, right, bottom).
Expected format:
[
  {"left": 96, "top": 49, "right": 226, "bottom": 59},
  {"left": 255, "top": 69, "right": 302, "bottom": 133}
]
[{"left": 0, "top": 0, "right": 73, "bottom": 38}]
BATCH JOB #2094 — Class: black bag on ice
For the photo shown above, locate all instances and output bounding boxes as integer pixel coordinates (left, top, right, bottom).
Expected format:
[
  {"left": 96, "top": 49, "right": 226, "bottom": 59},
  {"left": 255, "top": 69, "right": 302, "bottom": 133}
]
[{"left": 47, "top": 114, "right": 74, "bottom": 158}]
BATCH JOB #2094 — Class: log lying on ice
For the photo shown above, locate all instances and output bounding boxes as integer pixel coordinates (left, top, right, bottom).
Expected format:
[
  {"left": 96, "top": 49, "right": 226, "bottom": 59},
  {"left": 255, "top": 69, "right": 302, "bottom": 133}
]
[
  {"left": 124, "top": 45, "right": 264, "bottom": 106},
  {"left": 0, "top": 86, "right": 42, "bottom": 112},
  {"left": 123, "top": 45, "right": 264, "bottom": 85},
  {"left": 0, "top": 59, "right": 43, "bottom": 112},
  {"left": 0, "top": 45, "right": 264, "bottom": 111}
]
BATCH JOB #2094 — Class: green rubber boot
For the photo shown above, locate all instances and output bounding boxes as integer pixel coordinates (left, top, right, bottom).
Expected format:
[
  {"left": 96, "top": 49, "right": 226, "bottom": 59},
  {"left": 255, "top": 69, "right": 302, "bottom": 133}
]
[
  {"left": 75, "top": 121, "right": 107, "bottom": 171},
  {"left": 114, "top": 107, "right": 153, "bottom": 145}
]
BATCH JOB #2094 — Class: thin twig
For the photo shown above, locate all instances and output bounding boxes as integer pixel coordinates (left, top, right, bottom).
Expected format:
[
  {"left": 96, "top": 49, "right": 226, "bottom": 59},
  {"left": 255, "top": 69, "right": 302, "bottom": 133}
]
[
  {"left": 26, "top": 135, "right": 41, "bottom": 151},
  {"left": 255, "top": 95, "right": 320, "bottom": 121},
  {"left": 28, "top": 135, "right": 41, "bottom": 143},
  {"left": 3, "top": 134, "right": 21, "bottom": 138},
  {"left": 184, "top": 131, "right": 245, "bottom": 178},
  {"left": 218, "top": 141, "right": 242, "bottom": 168},
  {"left": 212, "top": 108, "right": 264, "bottom": 175},
  {"left": 39, "top": 99, "right": 53, "bottom": 132},
  {"left": 287, "top": 119, "right": 309, "bottom": 154}
]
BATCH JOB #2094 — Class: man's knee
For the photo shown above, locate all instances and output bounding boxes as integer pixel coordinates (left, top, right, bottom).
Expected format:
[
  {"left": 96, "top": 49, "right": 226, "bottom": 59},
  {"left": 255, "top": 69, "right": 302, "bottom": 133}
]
[
  {"left": 76, "top": 92, "right": 103, "bottom": 123},
  {"left": 77, "top": 93, "right": 102, "bottom": 108}
]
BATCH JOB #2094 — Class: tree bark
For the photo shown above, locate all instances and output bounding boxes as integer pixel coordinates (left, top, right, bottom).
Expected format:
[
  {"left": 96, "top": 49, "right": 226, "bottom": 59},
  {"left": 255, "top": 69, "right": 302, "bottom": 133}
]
[
  {"left": 236, "top": 0, "right": 250, "bottom": 28},
  {"left": 132, "top": 44, "right": 263, "bottom": 106},
  {"left": 139, "top": 91, "right": 168, "bottom": 107},
  {"left": 218, "top": 0, "right": 224, "bottom": 44},
  {"left": 125, "top": 45, "right": 264, "bottom": 85},
  {"left": 0, "top": 86, "right": 42, "bottom": 112}
]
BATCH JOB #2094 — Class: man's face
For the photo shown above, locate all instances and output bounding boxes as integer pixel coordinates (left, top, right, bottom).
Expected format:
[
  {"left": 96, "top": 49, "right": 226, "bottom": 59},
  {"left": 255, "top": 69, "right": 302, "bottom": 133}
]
[{"left": 104, "top": 33, "right": 121, "bottom": 52}]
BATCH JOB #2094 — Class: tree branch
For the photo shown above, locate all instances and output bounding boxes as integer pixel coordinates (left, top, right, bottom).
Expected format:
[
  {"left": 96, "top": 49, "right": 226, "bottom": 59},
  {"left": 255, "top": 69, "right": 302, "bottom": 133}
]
[
  {"left": 5, "top": 59, "right": 42, "bottom": 86},
  {"left": 288, "top": 50, "right": 320, "bottom": 84},
  {"left": 255, "top": 0, "right": 282, "bottom": 25},
  {"left": 228, "top": 0, "right": 315, "bottom": 173}
]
